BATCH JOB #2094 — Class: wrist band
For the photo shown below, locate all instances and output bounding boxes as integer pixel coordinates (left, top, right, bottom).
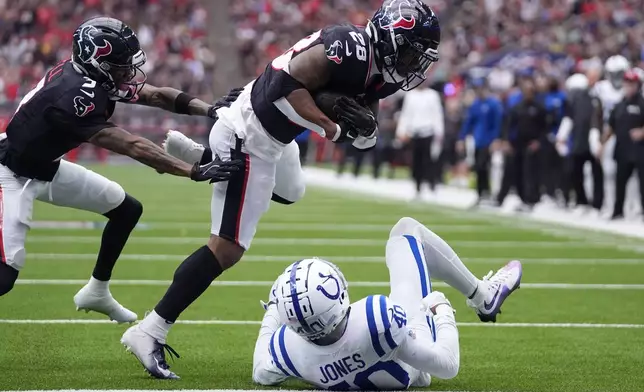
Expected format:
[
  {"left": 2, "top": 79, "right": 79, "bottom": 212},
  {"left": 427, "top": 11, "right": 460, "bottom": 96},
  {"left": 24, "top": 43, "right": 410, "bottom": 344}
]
[{"left": 331, "top": 123, "right": 342, "bottom": 142}]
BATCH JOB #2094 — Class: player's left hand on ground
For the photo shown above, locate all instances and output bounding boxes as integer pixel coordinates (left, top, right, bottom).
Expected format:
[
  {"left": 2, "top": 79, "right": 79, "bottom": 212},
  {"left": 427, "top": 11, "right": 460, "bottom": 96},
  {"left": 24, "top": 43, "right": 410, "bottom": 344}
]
[
  {"left": 421, "top": 291, "right": 454, "bottom": 316},
  {"left": 207, "top": 87, "right": 244, "bottom": 120},
  {"left": 333, "top": 96, "right": 377, "bottom": 138},
  {"left": 190, "top": 154, "right": 243, "bottom": 183}
]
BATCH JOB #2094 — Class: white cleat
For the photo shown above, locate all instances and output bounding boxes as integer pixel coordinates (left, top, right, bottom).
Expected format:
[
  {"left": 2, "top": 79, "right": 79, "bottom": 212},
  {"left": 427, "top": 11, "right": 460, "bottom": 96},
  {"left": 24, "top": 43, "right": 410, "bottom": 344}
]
[
  {"left": 121, "top": 324, "right": 180, "bottom": 380},
  {"left": 73, "top": 284, "right": 137, "bottom": 324},
  {"left": 162, "top": 130, "right": 206, "bottom": 164},
  {"left": 467, "top": 260, "right": 523, "bottom": 322}
]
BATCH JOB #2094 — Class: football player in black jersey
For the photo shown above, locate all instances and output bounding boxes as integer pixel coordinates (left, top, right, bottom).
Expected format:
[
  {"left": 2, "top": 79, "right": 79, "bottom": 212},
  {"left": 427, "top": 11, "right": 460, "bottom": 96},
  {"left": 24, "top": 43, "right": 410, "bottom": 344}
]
[
  {"left": 122, "top": 0, "right": 441, "bottom": 379},
  {"left": 0, "top": 17, "right": 242, "bottom": 322}
]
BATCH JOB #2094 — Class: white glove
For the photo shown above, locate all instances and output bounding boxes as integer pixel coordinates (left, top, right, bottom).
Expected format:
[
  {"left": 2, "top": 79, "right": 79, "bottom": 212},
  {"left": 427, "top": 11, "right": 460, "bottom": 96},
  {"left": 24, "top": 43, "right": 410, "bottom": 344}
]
[
  {"left": 421, "top": 291, "right": 454, "bottom": 316},
  {"left": 260, "top": 275, "right": 281, "bottom": 310},
  {"left": 352, "top": 135, "right": 377, "bottom": 150}
]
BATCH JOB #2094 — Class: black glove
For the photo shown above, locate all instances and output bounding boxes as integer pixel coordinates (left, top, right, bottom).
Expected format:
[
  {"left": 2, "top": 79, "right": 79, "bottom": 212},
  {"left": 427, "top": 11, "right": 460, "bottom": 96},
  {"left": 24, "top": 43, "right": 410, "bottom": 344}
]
[
  {"left": 190, "top": 154, "right": 243, "bottom": 183},
  {"left": 333, "top": 96, "right": 377, "bottom": 139},
  {"left": 207, "top": 87, "right": 244, "bottom": 120}
]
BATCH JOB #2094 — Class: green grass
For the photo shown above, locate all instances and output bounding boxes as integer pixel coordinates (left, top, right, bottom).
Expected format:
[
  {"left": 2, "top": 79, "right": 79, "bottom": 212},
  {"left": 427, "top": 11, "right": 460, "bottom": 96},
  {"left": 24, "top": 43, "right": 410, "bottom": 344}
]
[{"left": 0, "top": 165, "right": 643, "bottom": 391}]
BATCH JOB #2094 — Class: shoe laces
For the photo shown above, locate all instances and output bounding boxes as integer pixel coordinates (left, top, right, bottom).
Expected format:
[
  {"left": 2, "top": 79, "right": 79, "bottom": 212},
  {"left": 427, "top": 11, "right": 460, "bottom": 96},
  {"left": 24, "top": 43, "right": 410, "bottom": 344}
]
[
  {"left": 483, "top": 267, "right": 512, "bottom": 293},
  {"left": 152, "top": 343, "right": 181, "bottom": 370}
]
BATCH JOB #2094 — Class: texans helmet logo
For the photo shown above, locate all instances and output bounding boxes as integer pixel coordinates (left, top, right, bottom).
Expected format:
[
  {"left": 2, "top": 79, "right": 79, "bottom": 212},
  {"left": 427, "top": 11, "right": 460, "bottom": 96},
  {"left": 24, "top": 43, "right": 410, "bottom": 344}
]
[
  {"left": 73, "top": 95, "right": 96, "bottom": 117},
  {"left": 379, "top": 0, "right": 417, "bottom": 30},
  {"left": 325, "top": 40, "right": 343, "bottom": 64},
  {"left": 76, "top": 25, "right": 113, "bottom": 63}
]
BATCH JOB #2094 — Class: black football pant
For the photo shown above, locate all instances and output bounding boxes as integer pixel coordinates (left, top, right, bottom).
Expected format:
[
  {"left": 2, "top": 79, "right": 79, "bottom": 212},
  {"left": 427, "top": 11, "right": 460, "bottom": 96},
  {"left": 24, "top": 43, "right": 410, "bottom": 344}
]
[
  {"left": 542, "top": 141, "right": 563, "bottom": 198},
  {"left": 613, "top": 159, "right": 644, "bottom": 217},
  {"left": 411, "top": 135, "right": 436, "bottom": 192},
  {"left": 497, "top": 147, "right": 540, "bottom": 205},
  {"left": 473, "top": 147, "right": 491, "bottom": 198},
  {"left": 571, "top": 152, "right": 604, "bottom": 210}
]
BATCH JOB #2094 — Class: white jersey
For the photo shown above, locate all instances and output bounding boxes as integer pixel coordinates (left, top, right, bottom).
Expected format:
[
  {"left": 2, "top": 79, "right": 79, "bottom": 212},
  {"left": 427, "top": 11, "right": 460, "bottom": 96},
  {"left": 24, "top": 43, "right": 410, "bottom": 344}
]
[
  {"left": 254, "top": 293, "right": 458, "bottom": 390},
  {"left": 592, "top": 79, "right": 623, "bottom": 122}
]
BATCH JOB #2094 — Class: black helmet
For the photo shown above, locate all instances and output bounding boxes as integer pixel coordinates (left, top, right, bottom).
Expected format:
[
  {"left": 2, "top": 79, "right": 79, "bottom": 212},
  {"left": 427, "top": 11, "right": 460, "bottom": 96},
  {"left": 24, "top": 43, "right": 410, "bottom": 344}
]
[
  {"left": 72, "top": 17, "right": 147, "bottom": 100},
  {"left": 366, "top": 0, "right": 440, "bottom": 91}
]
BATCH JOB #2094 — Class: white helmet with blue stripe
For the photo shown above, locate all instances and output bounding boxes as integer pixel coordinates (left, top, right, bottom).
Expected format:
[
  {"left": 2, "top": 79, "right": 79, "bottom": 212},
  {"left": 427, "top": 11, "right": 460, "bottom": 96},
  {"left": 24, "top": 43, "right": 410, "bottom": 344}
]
[{"left": 275, "top": 258, "right": 350, "bottom": 341}]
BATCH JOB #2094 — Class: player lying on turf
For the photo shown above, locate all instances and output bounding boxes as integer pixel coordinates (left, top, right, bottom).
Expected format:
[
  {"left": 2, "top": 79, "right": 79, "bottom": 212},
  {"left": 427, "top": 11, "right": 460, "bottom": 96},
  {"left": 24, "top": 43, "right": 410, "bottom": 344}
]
[
  {"left": 121, "top": 0, "right": 441, "bottom": 380},
  {"left": 0, "top": 17, "right": 243, "bottom": 323},
  {"left": 252, "top": 217, "right": 523, "bottom": 390}
]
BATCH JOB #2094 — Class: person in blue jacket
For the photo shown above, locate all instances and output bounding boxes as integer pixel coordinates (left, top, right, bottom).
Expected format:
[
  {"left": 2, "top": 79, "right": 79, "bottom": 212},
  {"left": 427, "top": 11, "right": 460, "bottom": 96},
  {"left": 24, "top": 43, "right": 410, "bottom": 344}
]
[{"left": 457, "top": 78, "right": 503, "bottom": 204}]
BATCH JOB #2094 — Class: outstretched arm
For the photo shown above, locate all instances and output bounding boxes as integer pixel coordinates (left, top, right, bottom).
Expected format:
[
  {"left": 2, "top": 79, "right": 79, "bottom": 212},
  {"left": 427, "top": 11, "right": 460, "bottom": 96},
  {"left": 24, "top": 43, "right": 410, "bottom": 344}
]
[
  {"left": 89, "top": 126, "right": 195, "bottom": 176},
  {"left": 253, "top": 304, "right": 289, "bottom": 385},
  {"left": 133, "top": 84, "right": 212, "bottom": 116}
]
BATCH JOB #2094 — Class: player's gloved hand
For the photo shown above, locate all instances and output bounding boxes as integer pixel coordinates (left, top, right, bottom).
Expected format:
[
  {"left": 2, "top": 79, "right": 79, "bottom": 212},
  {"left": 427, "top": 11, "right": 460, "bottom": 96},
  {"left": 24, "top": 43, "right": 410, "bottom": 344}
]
[
  {"left": 352, "top": 135, "right": 378, "bottom": 151},
  {"left": 260, "top": 275, "right": 281, "bottom": 310},
  {"left": 421, "top": 291, "right": 454, "bottom": 316},
  {"left": 207, "top": 87, "right": 244, "bottom": 120},
  {"left": 333, "top": 96, "right": 377, "bottom": 139},
  {"left": 190, "top": 154, "right": 243, "bottom": 183}
]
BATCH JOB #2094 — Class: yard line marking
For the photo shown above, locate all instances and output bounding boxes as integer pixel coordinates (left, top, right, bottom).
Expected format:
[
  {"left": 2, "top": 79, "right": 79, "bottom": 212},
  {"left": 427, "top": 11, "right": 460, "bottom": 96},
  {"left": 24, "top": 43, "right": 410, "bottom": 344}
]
[
  {"left": 31, "top": 221, "right": 494, "bottom": 233},
  {"left": 14, "top": 279, "right": 644, "bottom": 290},
  {"left": 25, "top": 236, "right": 611, "bottom": 248},
  {"left": 1, "top": 320, "right": 642, "bottom": 329},
  {"left": 25, "top": 253, "right": 644, "bottom": 265}
]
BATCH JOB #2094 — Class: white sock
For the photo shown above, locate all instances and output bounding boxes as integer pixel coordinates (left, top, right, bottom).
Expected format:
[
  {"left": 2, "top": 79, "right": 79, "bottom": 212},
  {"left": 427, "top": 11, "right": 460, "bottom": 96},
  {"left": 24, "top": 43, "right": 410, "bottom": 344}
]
[
  {"left": 86, "top": 276, "right": 109, "bottom": 295},
  {"left": 139, "top": 310, "right": 173, "bottom": 344}
]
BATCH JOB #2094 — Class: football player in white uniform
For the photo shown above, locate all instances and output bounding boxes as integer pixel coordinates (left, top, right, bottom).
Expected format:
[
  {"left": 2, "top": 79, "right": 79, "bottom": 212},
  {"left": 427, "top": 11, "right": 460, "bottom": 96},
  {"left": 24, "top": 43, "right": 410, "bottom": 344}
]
[{"left": 252, "top": 217, "right": 523, "bottom": 390}]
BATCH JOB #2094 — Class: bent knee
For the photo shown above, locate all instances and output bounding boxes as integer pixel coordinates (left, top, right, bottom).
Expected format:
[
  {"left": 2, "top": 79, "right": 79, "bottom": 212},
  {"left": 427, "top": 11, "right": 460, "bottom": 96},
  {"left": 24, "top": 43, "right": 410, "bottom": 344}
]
[
  {"left": 271, "top": 185, "right": 305, "bottom": 205},
  {"left": 207, "top": 235, "right": 245, "bottom": 270},
  {"left": 389, "top": 217, "right": 422, "bottom": 238}
]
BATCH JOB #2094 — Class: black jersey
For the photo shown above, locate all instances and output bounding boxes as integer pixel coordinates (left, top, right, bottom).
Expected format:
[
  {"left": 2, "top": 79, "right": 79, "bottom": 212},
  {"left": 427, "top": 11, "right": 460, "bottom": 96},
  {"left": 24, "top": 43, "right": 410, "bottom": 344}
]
[
  {"left": 250, "top": 24, "right": 401, "bottom": 144},
  {"left": 0, "top": 60, "right": 115, "bottom": 180}
]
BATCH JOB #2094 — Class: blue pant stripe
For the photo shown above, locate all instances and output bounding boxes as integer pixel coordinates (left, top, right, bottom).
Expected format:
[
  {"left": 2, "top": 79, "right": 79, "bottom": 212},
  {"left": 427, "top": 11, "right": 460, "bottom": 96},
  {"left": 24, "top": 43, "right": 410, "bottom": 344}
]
[{"left": 404, "top": 235, "right": 436, "bottom": 341}]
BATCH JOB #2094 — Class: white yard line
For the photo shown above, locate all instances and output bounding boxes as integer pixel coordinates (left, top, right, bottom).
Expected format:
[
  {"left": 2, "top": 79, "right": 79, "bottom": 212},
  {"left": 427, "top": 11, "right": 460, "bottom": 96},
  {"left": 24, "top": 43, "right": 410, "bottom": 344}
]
[
  {"left": 31, "top": 221, "right": 492, "bottom": 232},
  {"left": 25, "top": 236, "right": 612, "bottom": 248},
  {"left": 1, "top": 319, "right": 642, "bottom": 329},
  {"left": 14, "top": 279, "right": 644, "bottom": 290},
  {"left": 305, "top": 167, "right": 644, "bottom": 240},
  {"left": 24, "top": 253, "right": 644, "bottom": 265}
]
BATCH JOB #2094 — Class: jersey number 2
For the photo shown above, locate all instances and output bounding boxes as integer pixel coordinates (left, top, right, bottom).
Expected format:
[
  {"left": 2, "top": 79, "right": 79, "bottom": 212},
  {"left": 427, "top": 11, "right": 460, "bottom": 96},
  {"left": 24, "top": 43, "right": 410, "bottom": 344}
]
[
  {"left": 349, "top": 32, "right": 367, "bottom": 62},
  {"left": 329, "top": 360, "right": 410, "bottom": 390}
]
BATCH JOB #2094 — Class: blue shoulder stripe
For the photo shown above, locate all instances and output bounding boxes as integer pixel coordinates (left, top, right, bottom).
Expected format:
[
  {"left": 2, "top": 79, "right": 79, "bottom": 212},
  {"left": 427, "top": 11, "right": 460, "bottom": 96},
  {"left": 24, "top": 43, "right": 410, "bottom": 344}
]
[
  {"left": 278, "top": 326, "right": 302, "bottom": 378},
  {"left": 366, "top": 295, "right": 385, "bottom": 356},
  {"left": 379, "top": 295, "right": 398, "bottom": 350},
  {"left": 269, "top": 330, "right": 290, "bottom": 376}
]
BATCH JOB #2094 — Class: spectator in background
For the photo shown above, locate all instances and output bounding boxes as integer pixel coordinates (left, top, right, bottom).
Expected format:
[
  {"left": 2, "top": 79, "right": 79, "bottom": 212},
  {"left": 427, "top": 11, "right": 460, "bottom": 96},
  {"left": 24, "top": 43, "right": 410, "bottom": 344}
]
[
  {"left": 497, "top": 78, "right": 551, "bottom": 211},
  {"left": 457, "top": 78, "right": 503, "bottom": 205},
  {"left": 603, "top": 70, "right": 644, "bottom": 220},
  {"left": 396, "top": 81, "right": 444, "bottom": 198},
  {"left": 295, "top": 130, "right": 311, "bottom": 165},
  {"left": 556, "top": 73, "right": 604, "bottom": 215},
  {"left": 540, "top": 75, "right": 567, "bottom": 205},
  {"left": 372, "top": 95, "right": 401, "bottom": 180}
]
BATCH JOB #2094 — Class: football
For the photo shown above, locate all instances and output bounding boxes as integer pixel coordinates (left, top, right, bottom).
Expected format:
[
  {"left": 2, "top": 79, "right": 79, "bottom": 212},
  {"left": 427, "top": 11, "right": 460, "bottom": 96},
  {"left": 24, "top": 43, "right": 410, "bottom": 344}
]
[{"left": 313, "top": 90, "right": 363, "bottom": 123}]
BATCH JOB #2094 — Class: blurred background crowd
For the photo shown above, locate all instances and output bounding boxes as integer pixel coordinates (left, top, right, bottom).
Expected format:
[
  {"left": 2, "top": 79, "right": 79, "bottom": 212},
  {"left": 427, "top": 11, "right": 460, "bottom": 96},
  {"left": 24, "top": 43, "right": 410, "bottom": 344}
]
[{"left": 1, "top": 0, "right": 643, "bottom": 220}]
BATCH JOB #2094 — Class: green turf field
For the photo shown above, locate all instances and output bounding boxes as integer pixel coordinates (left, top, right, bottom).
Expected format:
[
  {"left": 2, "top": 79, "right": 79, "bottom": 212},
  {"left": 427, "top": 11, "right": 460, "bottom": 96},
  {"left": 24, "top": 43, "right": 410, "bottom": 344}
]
[{"left": 1, "top": 165, "right": 642, "bottom": 392}]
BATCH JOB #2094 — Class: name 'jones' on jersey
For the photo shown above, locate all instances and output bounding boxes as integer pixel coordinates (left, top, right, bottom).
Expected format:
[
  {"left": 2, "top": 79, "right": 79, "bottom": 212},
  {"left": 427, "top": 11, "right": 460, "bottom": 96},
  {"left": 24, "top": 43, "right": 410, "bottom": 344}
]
[{"left": 250, "top": 25, "right": 382, "bottom": 144}]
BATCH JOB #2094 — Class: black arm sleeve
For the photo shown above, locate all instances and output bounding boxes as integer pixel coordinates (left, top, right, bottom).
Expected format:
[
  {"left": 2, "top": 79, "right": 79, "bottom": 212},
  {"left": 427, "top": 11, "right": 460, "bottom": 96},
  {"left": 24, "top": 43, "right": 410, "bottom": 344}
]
[{"left": 45, "top": 106, "right": 114, "bottom": 141}]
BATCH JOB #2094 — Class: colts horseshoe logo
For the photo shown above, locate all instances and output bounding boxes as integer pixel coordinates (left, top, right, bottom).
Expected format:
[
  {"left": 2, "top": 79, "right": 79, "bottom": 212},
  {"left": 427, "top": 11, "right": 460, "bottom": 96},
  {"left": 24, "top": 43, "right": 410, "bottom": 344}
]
[{"left": 316, "top": 272, "right": 341, "bottom": 300}]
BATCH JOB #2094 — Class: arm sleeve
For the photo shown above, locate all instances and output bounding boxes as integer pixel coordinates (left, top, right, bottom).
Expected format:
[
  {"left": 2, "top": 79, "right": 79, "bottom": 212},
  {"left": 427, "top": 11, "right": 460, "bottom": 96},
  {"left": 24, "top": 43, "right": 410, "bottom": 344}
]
[
  {"left": 252, "top": 306, "right": 289, "bottom": 386},
  {"left": 45, "top": 107, "right": 114, "bottom": 141},
  {"left": 396, "top": 305, "right": 460, "bottom": 380},
  {"left": 48, "top": 89, "right": 115, "bottom": 140}
]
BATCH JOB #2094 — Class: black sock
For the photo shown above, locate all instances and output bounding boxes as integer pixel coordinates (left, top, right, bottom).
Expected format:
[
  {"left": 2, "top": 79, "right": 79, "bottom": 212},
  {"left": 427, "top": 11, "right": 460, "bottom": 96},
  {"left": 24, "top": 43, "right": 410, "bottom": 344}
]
[
  {"left": 93, "top": 194, "right": 143, "bottom": 281},
  {"left": 155, "top": 245, "right": 223, "bottom": 322},
  {"left": 0, "top": 263, "right": 19, "bottom": 296},
  {"left": 200, "top": 147, "right": 213, "bottom": 165}
]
